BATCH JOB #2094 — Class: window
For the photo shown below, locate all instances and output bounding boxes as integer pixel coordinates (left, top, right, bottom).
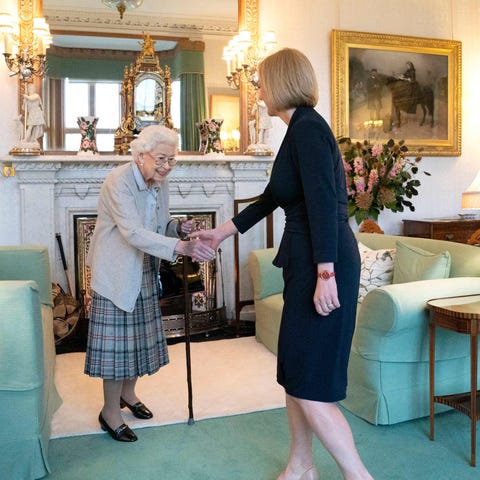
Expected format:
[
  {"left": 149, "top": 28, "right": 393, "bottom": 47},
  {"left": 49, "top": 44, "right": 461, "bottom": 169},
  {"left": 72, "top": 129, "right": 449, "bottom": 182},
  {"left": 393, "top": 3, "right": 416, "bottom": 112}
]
[
  {"left": 60, "top": 79, "right": 121, "bottom": 151},
  {"left": 45, "top": 78, "right": 181, "bottom": 152}
]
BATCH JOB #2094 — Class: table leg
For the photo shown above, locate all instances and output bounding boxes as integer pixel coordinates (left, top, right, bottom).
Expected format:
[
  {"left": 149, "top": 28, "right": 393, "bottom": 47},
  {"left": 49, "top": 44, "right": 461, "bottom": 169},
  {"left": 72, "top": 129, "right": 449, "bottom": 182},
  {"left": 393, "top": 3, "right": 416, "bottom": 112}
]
[
  {"left": 470, "top": 332, "right": 477, "bottom": 467},
  {"left": 429, "top": 319, "right": 436, "bottom": 441}
]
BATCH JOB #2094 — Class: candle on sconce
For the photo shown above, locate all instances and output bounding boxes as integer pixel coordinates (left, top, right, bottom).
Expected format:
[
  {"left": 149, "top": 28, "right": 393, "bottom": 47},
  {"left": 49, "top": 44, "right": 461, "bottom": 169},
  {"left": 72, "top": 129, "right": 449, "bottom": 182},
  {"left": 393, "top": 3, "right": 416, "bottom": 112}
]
[
  {"left": 3, "top": 34, "right": 12, "bottom": 54},
  {"left": 38, "top": 38, "right": 45, "bottom": 56},
  {"left": 232, "top": 129, "right": 240, "bottom": 150}
]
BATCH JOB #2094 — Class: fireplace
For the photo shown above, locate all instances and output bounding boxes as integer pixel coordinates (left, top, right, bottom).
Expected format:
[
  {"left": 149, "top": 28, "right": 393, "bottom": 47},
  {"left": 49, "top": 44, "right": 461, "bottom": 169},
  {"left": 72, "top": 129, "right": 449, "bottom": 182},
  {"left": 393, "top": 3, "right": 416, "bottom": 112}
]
[
  {"left": 9, "top": 154, "right": 275, "bottom": 323},
  {"left": 73, "top": 211, "right": 227, "bottom": 337}
]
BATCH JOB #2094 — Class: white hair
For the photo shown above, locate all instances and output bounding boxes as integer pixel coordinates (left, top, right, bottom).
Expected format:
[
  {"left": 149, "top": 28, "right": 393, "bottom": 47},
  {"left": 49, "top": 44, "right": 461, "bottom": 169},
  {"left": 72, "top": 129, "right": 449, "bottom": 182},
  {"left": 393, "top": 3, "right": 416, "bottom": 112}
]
[{"left": 130, "top": 125, "right": 179, "bottom": 159}]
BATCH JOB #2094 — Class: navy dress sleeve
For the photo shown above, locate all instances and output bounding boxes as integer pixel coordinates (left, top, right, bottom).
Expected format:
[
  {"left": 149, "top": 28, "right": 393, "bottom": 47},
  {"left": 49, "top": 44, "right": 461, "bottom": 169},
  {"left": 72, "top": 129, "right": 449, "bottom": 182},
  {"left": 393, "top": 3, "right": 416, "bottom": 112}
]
[{"left": 231, "top": 183, "right": 278, "bottom": 233}]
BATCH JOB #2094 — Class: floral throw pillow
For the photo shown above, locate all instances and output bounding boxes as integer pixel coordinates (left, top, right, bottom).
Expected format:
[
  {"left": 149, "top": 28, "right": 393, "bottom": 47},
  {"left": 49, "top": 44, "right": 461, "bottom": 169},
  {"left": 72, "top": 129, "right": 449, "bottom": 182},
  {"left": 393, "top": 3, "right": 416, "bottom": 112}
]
[{"left": 357, "top": 242, "right": 396, "bottom": 304}]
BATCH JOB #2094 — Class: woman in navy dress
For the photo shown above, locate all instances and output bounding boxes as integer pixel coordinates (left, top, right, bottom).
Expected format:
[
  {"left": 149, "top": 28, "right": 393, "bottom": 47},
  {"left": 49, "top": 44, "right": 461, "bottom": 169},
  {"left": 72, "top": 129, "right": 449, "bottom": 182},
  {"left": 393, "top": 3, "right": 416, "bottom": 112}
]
[{"left": 193, "top": 49, "right": 373, "bottom": 479}]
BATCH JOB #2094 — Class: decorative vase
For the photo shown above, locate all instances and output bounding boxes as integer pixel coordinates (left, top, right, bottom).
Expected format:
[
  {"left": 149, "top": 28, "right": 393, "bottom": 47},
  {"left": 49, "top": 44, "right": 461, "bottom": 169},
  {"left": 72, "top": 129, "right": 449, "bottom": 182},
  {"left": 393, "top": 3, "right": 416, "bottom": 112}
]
[
  {"left": 196, "top": 121, "right": 208, "bottom": 153},
  {"left": 358, "top": 218, "right": 384, "bottom": 234},
  {"left": 77, "top": 116, "right": 99, "bottom": 155},
  {"left": 198, "top": 118, "right": 224, "bottom": 155}
]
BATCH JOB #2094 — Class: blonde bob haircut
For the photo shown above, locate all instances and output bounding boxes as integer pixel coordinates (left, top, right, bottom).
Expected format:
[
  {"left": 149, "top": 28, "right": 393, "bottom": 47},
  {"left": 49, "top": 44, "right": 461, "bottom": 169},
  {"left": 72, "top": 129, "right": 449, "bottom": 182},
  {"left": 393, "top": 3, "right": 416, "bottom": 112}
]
[
  {"left": 130, "top": 125, "right": 179, "bottom": 159},
  {"left": 258, "top": 48, "right": 318, "bottom": 111}
]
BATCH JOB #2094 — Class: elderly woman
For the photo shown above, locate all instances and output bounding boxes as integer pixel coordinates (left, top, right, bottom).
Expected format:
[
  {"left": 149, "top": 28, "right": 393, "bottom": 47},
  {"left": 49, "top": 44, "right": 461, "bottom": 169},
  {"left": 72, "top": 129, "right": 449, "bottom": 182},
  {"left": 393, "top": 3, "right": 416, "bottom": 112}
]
[{"left": 84, "top": 125, "right": 215, "bottom": 442}]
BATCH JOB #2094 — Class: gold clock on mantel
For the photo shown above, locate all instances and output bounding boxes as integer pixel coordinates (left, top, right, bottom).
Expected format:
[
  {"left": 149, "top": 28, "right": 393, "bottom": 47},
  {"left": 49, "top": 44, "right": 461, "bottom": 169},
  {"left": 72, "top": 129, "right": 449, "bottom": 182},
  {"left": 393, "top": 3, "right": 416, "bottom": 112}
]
[{"left": 115, "top": 33, "right": 173, "bottom": 155}]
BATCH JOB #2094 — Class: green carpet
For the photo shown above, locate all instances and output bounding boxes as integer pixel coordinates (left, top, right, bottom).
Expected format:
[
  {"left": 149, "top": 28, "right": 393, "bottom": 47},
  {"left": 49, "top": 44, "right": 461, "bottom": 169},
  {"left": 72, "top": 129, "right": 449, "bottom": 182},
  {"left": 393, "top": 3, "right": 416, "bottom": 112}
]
[{"left": 45, "top": 407, "right": 476, "bottom": 479}]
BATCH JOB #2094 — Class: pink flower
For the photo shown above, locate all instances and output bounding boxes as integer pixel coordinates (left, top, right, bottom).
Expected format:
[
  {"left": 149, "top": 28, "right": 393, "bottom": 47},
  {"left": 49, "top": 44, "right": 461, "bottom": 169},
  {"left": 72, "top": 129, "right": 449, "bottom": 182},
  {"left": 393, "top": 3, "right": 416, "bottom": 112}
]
[
  {"left": 367, "top": 169, "right": 379, "bottom": 193},
  {"left": 342, "top": 158, "right": 352, "bottom": 172},
  {"left": 389, "top": 160, "right": 403, "bottom": 177},
  {"left": 354, "top": 175, "right": 366, "bottom": 193},
  {"left": 353, "top": 156, "right": 364, "bottom": 175},
  {"left": 371, "top": 143, "right": 383, "bottom": 157}
]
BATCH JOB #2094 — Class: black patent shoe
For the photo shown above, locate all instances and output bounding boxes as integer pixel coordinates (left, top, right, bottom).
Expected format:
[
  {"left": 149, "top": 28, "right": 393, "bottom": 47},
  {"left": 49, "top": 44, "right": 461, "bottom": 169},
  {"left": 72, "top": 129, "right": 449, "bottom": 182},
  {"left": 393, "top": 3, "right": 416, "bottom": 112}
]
[
  {"left": 120, "top": 397, "right": 153, "bottom": 419},
  {"left": 98, "top": 413, "right": 138, "bottom": 442}
]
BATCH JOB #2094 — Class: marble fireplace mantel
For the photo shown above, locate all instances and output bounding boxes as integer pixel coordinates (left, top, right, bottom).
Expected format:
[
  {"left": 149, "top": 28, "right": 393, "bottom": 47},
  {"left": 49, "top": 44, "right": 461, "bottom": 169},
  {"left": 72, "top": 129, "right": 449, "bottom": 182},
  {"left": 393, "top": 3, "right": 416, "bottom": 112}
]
[{"left": 2, "top": 153, "right": 274, "bottom": 319}]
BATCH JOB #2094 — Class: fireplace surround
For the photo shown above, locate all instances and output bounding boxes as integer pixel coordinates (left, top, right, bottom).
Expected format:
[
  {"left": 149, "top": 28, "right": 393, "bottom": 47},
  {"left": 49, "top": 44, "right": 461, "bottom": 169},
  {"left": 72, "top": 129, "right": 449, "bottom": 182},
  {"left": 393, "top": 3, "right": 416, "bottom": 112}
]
[{"left": 7, "top": 153, "right": 275, "bottom": 320}]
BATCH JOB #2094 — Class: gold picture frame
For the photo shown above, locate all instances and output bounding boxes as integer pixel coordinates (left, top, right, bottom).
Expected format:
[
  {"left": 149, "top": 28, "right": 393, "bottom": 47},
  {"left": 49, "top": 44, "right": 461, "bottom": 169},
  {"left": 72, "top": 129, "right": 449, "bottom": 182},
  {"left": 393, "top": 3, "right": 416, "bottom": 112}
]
[{"left": 331, "top": 29, "right": 462, "bottom": 156}]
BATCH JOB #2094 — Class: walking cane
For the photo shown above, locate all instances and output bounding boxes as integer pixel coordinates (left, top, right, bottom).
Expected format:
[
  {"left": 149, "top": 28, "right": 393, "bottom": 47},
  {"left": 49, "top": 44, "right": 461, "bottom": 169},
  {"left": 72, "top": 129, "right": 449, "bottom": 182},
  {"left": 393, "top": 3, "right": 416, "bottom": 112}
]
[{"left": 182, "top": 255, "right": 195, "bottom": 425}]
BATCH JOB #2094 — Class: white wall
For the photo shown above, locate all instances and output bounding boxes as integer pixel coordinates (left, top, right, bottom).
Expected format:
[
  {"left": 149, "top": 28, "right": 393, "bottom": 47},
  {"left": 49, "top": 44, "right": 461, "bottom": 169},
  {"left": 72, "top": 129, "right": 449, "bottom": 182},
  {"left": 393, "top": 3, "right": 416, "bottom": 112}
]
[
  {"left": 1, "top": 0, "right": 480, "bottom": 239},
  {"left": 259, "top": 0, "right": 480, "bottom": 234}
]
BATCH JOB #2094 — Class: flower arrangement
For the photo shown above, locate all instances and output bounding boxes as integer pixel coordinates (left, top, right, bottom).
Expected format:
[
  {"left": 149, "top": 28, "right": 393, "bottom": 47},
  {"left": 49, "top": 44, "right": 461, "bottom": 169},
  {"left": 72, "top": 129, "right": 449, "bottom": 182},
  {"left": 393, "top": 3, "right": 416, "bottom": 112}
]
[{"left": 338, "top": 137, "right": 429, "bottom": 225}]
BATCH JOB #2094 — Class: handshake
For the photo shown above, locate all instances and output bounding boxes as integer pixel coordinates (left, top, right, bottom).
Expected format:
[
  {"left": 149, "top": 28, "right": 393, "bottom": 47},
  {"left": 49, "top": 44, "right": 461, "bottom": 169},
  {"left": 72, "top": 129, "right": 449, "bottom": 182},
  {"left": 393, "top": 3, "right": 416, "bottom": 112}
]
[{"left": 175, "top": 218, "right": 225, "bottom": 263}]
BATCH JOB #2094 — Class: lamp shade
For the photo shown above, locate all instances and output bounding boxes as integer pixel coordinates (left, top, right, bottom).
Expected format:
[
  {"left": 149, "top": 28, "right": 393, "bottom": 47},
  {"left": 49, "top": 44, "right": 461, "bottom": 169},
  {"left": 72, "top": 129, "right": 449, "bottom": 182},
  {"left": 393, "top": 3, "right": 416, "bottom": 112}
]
[{"left": 461, "top": 169, "right": 480, "bottom": 209}]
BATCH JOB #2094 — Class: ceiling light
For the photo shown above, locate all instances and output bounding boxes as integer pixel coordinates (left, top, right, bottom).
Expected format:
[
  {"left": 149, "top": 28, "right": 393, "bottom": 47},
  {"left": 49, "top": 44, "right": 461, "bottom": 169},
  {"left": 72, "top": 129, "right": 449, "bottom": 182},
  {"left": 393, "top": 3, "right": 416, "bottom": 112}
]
[{"left": 102, "top": 0, "right": 144, "bottom": 20}]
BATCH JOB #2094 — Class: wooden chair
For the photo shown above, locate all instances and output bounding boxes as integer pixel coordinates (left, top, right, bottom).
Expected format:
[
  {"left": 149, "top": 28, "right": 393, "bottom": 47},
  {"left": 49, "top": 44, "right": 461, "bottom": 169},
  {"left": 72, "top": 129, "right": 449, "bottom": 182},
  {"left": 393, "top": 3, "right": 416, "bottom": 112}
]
[
  {"left": 233, "top": 196, "right": 274, "bottom": 335},
  {"left": 467, "top": 228, "right": 480, "bottom": 246},
  {"left": 358, "top": 219, "right": 384, "bottom": 234}
]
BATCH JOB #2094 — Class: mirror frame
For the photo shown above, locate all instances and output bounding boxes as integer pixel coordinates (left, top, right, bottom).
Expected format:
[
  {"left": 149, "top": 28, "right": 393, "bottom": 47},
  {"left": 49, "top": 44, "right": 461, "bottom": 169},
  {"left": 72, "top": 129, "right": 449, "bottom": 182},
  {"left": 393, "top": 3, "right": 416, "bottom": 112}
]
[
  {"left": 238, "top": 0, "right": 258, "bottom": 154},
  {"left": 115, "top": 34, "right": 173, "bottom": 154},
  {"left": 23, "top": 0, "right": 258, "bottom": 155}
]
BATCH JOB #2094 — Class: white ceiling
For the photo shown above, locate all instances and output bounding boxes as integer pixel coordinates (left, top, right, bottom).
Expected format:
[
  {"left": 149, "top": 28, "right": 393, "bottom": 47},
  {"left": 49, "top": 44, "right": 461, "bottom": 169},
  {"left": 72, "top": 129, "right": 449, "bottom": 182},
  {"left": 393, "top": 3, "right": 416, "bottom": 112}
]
[
  {"left": 43, "top": 0, "right": 237, "bottom": 24},
  {"left": 44, "top": 0, "right": 238, "bottom": 50}
]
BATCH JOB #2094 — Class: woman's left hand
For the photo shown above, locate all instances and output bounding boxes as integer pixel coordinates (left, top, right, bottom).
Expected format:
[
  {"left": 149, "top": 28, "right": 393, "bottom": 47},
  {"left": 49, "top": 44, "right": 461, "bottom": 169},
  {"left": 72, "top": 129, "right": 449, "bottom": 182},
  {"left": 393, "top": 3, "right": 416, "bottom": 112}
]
[
  {"left": 178, "top": 218, "right": 195, "bottom": 235},
  {"left": 313, "top": 277, "right": 340, "bottom": 316}
]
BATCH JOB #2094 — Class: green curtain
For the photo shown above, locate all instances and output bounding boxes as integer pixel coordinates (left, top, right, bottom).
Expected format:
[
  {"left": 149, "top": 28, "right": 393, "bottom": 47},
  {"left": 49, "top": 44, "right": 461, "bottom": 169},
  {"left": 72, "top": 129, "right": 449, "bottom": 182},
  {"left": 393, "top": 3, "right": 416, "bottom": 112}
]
[
  {"left": 46, "top": 54, "right": 127, "bottom": 81},
  {"left": 180, "top": 73, "right": 206, "bottom": 151}
]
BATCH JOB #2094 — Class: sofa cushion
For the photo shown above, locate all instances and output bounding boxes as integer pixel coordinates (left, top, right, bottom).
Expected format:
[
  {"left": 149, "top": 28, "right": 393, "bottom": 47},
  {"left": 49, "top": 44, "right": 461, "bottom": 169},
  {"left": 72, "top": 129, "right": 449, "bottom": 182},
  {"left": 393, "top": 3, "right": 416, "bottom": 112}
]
[
  {"left": 248, "top": 248, "right": 283, "bottom": 300},
  {"left": 358, "top": 242, "right": 396, "bottom": 304},
  {"left": 392, "top": 241, "right": 451, "bottom": 284}
]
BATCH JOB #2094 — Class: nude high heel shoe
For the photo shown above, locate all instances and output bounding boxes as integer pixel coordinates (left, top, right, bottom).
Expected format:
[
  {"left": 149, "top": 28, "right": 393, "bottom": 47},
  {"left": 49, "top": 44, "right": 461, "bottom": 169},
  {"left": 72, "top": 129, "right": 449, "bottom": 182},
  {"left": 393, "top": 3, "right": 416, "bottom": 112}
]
[{"left": 277, "top": 466, "right": 318, "bottom": 480}]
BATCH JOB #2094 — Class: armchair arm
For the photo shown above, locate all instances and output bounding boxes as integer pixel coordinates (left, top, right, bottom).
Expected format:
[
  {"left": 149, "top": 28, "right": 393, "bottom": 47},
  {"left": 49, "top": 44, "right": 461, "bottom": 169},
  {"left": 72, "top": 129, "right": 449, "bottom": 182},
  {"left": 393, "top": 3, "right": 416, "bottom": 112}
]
[
  {"left": 359, "top": 276, "right": 480, "bottom": 334},
  {"left": 0, "top": 246, "right": 52, "bottom": 307},
  {"left": 355, "top": 277, "right": 480, "bottom": 362}
]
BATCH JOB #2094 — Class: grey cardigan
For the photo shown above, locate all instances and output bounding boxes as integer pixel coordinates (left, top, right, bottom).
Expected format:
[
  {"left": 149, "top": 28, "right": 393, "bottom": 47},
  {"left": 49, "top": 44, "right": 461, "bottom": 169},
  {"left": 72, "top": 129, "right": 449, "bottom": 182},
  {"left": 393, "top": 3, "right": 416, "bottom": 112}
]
[{"left": 87, "top": 162, "right": 180, "bottom": 312}]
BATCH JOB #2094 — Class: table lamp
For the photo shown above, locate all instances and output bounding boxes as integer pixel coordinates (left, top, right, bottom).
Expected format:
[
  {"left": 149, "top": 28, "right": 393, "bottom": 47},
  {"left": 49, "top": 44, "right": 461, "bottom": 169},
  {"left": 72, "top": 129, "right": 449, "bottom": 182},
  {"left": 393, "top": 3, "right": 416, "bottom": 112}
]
[{"left": 461, "top": 168, "right": 480, "bottom": 218}]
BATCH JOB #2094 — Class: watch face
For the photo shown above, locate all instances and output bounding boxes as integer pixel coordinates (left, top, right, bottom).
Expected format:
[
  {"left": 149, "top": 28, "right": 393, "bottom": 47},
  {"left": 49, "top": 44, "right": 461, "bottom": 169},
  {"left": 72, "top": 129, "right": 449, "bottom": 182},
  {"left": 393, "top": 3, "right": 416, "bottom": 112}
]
[{"left": 319, "top": 270, "right": 334, "bottom": 280}]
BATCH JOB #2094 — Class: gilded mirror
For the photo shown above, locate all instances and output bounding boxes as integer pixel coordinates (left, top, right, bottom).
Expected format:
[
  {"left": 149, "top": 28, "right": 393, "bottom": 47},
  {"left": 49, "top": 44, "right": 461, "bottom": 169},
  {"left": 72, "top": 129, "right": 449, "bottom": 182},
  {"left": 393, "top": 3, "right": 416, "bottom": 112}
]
[{"left": 34, "top": 0, "right": 257, "bottom": 154}]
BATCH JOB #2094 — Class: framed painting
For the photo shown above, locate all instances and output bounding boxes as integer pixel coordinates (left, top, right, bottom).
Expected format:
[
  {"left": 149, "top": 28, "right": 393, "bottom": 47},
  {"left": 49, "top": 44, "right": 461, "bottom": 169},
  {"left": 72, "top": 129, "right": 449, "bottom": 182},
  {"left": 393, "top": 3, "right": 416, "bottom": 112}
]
[{"left": 331, "top": 30, "right": 462, "bottom": 156}]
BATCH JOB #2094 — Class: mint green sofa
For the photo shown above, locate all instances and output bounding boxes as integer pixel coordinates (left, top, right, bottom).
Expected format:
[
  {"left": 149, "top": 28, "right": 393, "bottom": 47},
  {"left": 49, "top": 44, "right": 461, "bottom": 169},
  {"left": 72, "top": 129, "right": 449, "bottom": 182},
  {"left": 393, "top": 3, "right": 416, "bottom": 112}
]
[
  {"left": 248, "top": 233, "right": 480, "bottom": 425},
  {"left": 0, "top": 246, "right": 62, "bottom": 479}
]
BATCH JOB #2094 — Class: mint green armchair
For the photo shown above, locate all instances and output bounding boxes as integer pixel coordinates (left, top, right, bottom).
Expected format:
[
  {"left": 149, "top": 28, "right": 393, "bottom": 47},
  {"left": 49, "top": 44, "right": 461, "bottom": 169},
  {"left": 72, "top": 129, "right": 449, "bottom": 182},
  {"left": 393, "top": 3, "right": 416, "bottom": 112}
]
[
  {"left": 0, "top": 246, "right": 62, "bottom": 479},
  {"left": 248, "top": 234, "right": 480, "bottom": 425}
]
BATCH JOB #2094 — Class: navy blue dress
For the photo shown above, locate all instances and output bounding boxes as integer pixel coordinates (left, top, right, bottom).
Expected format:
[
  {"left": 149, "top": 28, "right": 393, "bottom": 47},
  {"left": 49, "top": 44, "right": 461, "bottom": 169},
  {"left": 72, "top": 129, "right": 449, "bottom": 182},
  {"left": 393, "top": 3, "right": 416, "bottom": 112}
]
[{"left": 233, "top": 107, "right": 360, "bottom": 402}]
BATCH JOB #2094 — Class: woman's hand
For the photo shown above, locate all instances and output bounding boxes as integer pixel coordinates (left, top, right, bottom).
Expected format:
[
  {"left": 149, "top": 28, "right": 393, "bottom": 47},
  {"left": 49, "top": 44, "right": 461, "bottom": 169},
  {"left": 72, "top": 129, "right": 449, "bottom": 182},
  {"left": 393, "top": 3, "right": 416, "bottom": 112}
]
[
  {"left": 188, "top": 227, "right": 223, "bottom": 251},
  {"left": 177, "top": 217, "right": 195, "bottom": 235},
  {"left": 174, "top": 238, "right": 216, "bottom": 262},
  {"left": 188, "top": 219, "right": 238, "bottom": 250},
  {"left": 313, "top": 264, "right": 340, "bottom": 316}
]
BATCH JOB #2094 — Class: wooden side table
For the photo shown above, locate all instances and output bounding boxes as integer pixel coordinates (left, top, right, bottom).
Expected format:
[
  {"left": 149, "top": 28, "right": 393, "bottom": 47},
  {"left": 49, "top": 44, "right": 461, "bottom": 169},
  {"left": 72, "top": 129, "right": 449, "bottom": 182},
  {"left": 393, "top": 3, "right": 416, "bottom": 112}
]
[
  {"left": 403, "top": 218, "right": 480, "bottom": 244},
  {"left": 427, "top": 295, "right": 480, "bottom": 466}
]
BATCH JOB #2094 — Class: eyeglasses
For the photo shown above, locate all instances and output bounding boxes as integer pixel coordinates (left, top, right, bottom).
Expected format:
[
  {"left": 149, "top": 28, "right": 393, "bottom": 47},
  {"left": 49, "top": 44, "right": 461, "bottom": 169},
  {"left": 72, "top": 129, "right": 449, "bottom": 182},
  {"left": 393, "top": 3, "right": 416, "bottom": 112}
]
[{"left": 146, "top": 152, "right": 177, "bottom": 168}]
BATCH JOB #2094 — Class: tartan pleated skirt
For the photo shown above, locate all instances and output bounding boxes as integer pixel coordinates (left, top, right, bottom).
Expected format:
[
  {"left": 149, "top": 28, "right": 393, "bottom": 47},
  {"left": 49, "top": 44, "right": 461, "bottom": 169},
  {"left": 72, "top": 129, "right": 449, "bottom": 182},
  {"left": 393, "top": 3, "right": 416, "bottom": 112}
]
[{"left": 84, "top": 254, "right": 169, "bottom": 380}]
